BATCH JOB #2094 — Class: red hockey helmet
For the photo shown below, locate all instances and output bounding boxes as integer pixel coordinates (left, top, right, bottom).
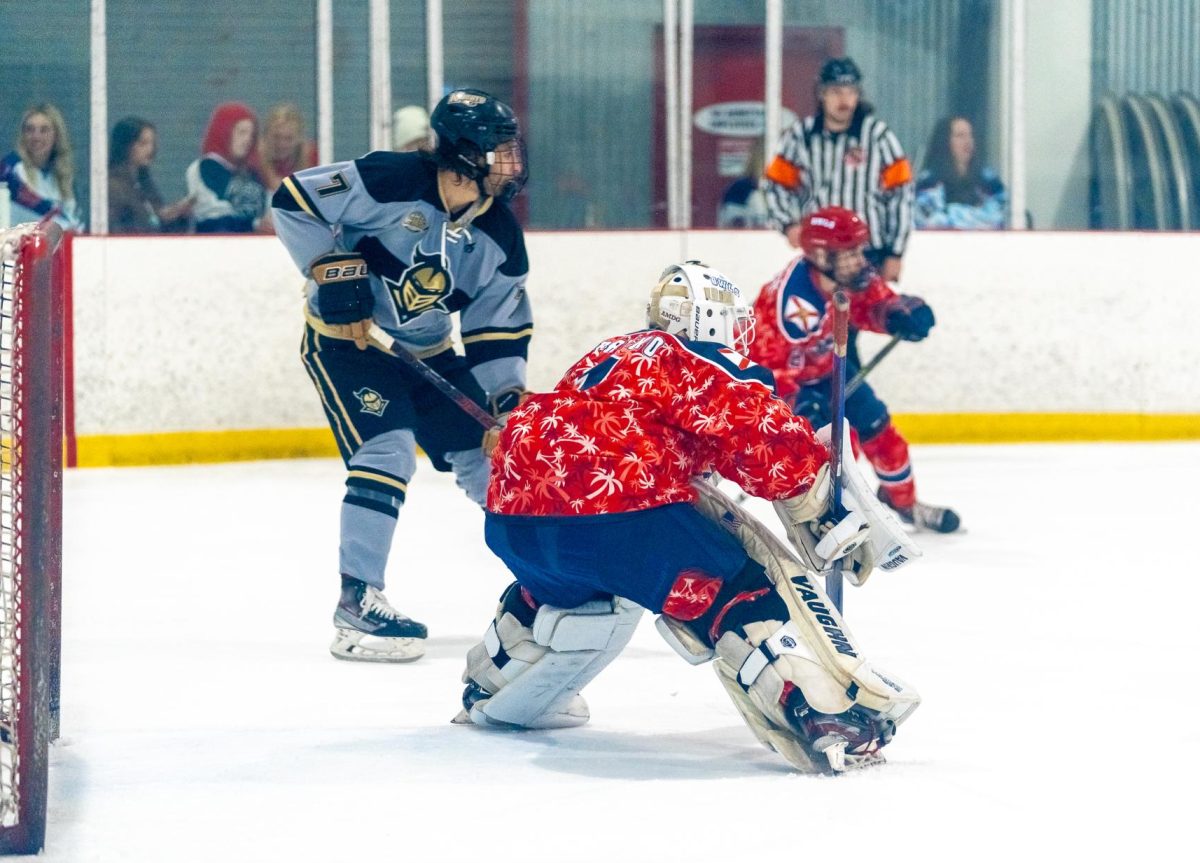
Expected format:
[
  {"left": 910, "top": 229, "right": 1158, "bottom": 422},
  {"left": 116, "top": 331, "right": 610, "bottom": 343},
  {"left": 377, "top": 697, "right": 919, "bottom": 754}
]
[{"left": 798, "top": 207, "right": 870, "bottom": 256}]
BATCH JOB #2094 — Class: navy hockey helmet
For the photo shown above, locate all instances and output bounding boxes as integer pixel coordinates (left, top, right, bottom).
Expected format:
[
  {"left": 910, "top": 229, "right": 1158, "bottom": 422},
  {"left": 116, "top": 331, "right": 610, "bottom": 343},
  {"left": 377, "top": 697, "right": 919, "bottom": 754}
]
[
  {"left": 431, "top": 88, "right": 527, "bottom": 200},
  {"left": 818, "top": 57, "right": 862, "bottom": 88}
]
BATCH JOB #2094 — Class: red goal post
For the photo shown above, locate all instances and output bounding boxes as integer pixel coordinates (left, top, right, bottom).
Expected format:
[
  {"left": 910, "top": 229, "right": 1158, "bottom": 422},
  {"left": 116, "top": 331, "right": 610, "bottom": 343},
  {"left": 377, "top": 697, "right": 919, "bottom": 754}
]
[{"left": 0, "top": 222, "right": 65, "bottom": 855}]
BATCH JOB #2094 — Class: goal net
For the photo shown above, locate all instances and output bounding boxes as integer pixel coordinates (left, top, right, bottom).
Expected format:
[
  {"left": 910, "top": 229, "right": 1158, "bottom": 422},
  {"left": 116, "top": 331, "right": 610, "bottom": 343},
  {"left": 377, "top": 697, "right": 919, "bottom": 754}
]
[{"left": 0, "top": 222, "right": 64, "bottom": 855}]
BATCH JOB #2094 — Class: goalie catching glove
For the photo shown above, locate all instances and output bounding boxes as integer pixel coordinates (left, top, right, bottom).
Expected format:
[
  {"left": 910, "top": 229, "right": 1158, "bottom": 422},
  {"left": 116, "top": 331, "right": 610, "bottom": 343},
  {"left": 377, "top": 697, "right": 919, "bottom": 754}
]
[
  {"left": 774, "top": 422, "right": 921, "bottom": 585},
  {"left": 312, "top": 252, "right": 374, "bottom": 350}
]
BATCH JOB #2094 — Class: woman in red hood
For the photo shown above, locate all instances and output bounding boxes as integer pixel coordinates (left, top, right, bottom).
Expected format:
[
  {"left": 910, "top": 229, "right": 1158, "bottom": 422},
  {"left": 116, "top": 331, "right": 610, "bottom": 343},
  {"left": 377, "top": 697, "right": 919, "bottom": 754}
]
[{"left": 185, "top": 102, "right": 271, "bottom": 233}]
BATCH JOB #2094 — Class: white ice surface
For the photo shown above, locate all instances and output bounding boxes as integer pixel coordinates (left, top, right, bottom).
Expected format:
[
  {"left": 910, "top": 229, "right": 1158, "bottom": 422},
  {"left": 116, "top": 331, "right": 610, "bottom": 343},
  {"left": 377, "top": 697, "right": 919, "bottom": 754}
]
[{"left": 26, "top": 443, "right": 1200, "bottom": 862}]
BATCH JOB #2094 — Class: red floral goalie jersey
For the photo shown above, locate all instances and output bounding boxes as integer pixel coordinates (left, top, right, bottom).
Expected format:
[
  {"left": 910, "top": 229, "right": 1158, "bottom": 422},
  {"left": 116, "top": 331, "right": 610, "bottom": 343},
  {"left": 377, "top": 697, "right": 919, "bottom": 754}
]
[{"left": 487, "top": 330, "right": 828, "bottom": 516}]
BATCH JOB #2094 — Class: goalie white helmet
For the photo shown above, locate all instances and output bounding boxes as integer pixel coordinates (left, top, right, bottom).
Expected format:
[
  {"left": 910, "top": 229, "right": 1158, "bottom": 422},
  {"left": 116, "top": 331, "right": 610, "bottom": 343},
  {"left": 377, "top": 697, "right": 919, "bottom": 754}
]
[{"left": 647, "top": 260, "right": 755, "bottom": 353}]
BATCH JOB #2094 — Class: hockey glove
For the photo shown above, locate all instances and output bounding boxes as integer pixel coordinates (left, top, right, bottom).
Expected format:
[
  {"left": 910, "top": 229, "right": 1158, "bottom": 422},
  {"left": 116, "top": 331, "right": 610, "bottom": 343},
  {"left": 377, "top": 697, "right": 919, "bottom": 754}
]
[
  {"left": 312, "top": 252, "right": 374, "bottom": 350},
  {"left": 777, "top": 462, "right": 832, "bottom": 524},
  {"left": 482, "top": 387, "right": 531, "bottom": 457},
  {"left": 775, "top": 461, "right": 873, "bottom": 576},
  {"left": 883, "top": 296, "right": 934, "bottom": 342}
]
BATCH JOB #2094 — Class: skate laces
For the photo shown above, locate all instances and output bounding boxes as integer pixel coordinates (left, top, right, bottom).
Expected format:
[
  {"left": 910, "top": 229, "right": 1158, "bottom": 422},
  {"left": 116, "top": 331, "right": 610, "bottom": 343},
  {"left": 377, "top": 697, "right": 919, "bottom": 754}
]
[{"left": 361, "top": 586, "right": 406, "bottom": 622}]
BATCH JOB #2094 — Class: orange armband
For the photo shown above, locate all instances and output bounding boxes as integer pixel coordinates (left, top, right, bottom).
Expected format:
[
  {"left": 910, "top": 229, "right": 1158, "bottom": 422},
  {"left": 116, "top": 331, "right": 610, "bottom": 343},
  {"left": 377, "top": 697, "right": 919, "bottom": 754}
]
[{"left": 764, "top": 155, "right": 803, "bottom": 190}]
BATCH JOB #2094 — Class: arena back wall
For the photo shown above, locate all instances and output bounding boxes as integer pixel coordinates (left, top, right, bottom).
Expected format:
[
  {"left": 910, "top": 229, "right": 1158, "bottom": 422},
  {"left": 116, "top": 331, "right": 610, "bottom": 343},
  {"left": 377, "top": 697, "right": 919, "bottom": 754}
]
[{"left": 69, "top": 231, "right": 1200, "bottom": 466}]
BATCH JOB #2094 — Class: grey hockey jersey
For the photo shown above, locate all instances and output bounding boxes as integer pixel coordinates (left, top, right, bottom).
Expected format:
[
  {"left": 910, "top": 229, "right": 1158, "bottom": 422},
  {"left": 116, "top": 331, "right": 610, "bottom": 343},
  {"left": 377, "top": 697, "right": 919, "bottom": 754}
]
[{"left": 272, "top": 151, "right": 532, "bottom": 399}]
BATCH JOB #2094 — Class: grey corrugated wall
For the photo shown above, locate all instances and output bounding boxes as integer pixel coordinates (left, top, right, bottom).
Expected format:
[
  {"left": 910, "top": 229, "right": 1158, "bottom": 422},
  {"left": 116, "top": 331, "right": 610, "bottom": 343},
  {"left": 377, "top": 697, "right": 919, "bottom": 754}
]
[{"left": 1093, "top": 0, "right": 1200, "bottom": 99}]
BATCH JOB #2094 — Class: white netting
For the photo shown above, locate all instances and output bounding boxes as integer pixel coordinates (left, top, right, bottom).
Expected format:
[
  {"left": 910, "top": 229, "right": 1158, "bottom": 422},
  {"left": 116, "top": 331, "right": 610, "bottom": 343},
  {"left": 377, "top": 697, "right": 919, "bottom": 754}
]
[{"left": 0, "top": 225, "right": 27, "bottom": 827}]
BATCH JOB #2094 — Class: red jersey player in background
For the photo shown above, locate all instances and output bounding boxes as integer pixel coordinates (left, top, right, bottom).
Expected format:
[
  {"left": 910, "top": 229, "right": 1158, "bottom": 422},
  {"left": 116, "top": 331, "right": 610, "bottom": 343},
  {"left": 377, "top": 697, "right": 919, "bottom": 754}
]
[
  {"left": 750, "top": 206, "right": 961, "bottom": 533},
  {"left": 454, "top": 260, "right": 921, "bottom": 774}
]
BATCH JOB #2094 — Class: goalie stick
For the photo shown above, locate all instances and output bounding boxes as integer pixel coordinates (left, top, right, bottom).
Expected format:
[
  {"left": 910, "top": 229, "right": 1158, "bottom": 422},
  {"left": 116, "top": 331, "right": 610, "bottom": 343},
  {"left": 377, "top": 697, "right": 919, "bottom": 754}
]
[
  {"left": 366, "top": 323, "right": 500, "bottom": 431},
  {"left": 825, "top": 291, "right": 851, "bottom": 612}
]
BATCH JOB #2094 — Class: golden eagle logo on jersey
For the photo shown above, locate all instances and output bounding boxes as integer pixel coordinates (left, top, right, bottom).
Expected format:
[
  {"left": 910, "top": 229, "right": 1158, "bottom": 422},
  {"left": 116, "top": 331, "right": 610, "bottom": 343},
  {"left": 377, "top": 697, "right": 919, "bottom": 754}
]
[
  {"left": 382, "top": 244, "right": 452, "bottom": 323},
  {"left": 354, "top": 387, "right": 389, "bottom": 416}
]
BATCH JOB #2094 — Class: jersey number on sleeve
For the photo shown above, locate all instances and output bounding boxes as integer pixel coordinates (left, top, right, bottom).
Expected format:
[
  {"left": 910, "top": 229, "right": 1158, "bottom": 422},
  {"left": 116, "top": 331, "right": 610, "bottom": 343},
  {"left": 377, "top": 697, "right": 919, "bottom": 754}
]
[{"left": 315, "top": 172, "right": 350, "bottom": 198}]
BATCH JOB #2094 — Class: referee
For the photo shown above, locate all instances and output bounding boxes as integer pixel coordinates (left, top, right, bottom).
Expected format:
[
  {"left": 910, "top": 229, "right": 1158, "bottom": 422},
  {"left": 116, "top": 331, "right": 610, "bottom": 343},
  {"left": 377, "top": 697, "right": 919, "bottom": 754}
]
[{"left": 763, "top": 57, "right": 913, "bottom": 284}]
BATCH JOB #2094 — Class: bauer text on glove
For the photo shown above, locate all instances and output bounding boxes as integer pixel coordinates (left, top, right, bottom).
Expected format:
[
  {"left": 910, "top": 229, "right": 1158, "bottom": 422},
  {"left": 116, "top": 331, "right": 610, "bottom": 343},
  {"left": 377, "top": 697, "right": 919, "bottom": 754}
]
[{"left": 312, "top": 252, "right": 374, "bottom": 350}]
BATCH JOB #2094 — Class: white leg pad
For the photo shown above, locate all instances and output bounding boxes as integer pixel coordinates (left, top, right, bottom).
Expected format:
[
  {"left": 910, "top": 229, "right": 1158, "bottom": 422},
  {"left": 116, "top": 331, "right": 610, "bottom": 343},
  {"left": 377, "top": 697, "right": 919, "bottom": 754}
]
[
  {"left": 712, "top": 651, "right": 827, "bottom": 773},
  {"left": 654, "top": 614, "right": 715, "bottom": 664},
  {"left": 691, "top": 481, "right": 921, "bottom": 760},
  {"left": 465, "top": 597, "right": 643, "bottom": 729}
]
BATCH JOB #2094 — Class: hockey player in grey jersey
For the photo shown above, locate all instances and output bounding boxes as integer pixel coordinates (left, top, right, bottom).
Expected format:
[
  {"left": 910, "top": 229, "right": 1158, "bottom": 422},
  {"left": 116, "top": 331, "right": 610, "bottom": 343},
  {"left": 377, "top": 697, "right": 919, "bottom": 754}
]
[{"left": 272, "top": 89, "right": 531, "bottom": 662}]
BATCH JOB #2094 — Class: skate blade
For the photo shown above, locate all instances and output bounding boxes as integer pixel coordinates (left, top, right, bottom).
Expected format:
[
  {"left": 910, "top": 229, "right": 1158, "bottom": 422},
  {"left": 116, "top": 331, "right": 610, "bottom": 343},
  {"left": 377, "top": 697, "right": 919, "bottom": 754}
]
[
  {"left": 813, "top": 734, "right": 888, "bottom": 773},
  {"left": 330, "top": 630, "right": 425, "bottom": 663}
]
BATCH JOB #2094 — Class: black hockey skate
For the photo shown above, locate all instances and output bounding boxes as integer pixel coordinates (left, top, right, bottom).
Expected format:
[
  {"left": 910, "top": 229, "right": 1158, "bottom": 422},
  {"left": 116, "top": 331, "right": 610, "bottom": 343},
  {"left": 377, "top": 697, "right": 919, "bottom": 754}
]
[
  {"left": 330, "top": 575, "right": 427, "bottom": 663},
  {"left": 877, "top": 487, "right": 961, "bottom": 534}
]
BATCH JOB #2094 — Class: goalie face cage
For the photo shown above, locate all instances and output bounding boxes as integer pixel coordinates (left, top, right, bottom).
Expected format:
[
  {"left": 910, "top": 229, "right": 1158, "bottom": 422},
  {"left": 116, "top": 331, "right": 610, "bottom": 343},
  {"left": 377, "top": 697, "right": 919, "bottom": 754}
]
[{"left": 0, "top": 224, "right": 64, "bottom": 856}]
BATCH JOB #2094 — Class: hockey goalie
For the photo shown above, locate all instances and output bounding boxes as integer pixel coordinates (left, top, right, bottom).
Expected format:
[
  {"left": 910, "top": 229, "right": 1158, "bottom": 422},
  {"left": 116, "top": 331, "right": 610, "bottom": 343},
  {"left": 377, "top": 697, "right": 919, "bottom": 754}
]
[{"left": 455, "top": 260, "right": 921, "bottom": 773}]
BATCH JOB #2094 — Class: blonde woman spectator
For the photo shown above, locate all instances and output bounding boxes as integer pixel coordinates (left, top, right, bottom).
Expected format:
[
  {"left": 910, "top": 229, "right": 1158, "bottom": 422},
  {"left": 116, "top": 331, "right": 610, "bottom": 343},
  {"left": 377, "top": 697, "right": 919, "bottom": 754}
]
[
  {"left": 254, "top": 103, "right": 318, "bottom": 195},
  {"left": 1, "top": 103, "right": 84, "bottom": 231},
  {"left": 186, "top": 101, "right": 269, "bottom": 233},
  {"left": 392, "top": 105, "right": 431, "bottom": 152},
  {"left": 108, "top": 117, "right": 194, "bottom": 233}
]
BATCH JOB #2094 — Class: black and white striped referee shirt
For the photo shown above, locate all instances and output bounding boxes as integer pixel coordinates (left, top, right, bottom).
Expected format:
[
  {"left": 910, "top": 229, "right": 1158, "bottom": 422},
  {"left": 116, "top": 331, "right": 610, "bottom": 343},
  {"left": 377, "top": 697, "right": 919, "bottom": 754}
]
[{"left": 763, "top": 109, "right": 914, "bottom": 257}]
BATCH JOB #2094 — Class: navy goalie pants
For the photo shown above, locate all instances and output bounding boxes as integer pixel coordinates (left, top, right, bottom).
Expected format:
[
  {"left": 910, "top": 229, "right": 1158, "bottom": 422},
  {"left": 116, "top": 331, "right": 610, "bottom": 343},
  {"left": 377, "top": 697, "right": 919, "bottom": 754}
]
[{"left": 484, "top": 503, "right": 748, "bottom": 611}]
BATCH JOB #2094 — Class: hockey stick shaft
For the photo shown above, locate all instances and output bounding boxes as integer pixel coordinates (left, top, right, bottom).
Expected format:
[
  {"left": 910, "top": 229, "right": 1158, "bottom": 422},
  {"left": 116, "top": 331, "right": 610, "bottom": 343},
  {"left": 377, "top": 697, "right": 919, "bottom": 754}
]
[
  {"left": 826, "top": 291, "right": 851, "bottom": 613},
  {"left": 845, "top": 334, "right": 901, "bottom": 398},
  {"left": 366, "top": 323, "right": 499, "bottom": 430}
]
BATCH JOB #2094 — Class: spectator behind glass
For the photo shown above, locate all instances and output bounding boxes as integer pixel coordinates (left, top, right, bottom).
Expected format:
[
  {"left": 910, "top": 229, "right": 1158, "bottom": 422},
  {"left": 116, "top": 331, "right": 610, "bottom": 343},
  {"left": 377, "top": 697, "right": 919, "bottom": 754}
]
[
  {"left": 254, "top": 103, "right": 318, "bottom": 195},
  {"left": 1, "top": 103, "right": 85, "bottom": 231},
  {"left": 717, "top": 139, "right": 769, "bottom": 228},
  {"left": 186, "top": 102, "right": 269, "bottom": 233},
  {"left": 914, "top": 116, "right": 1007, "bottom": 229},
  {"left": 392, "top": 105, "right": 431, "bottom": 152},
  {"left": 108, "top": 117, "right": 194, "bottom": 233}
]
